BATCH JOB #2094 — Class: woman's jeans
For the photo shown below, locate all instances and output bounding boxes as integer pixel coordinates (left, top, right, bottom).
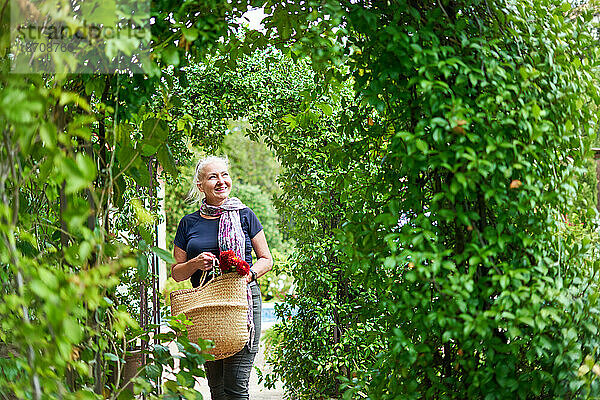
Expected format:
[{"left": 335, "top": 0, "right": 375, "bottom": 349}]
[{"left": 204, "top": 281, "right": 262, "bottom": 400}]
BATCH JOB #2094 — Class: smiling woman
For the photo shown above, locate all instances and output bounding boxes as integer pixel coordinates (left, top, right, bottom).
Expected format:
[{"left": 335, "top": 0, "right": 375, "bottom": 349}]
[{"left": 170, "top": 155, "right": 273, "bottom": 399}]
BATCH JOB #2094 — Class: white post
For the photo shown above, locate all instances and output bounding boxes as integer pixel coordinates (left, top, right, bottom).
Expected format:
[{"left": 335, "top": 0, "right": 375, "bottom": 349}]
[{"left": 157, "top": 165, "right": 168, "bottom": 292}]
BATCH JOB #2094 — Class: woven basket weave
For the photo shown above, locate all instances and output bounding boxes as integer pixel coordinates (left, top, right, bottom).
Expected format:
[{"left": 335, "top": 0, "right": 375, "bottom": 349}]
[{"left": 170, "top": 272, "right": 248, "bottom": 360}]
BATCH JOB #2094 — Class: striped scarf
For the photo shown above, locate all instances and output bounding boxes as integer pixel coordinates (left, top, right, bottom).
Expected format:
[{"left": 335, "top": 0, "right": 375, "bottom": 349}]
[{"left": 199, "top": 197, "right": 247, "bottom": 261}]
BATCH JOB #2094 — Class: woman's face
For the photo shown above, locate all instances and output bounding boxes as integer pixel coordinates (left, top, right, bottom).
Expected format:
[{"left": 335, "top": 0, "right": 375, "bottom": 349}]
[{"left": 198, "top": 160, "right": 232, "bottom": 206}]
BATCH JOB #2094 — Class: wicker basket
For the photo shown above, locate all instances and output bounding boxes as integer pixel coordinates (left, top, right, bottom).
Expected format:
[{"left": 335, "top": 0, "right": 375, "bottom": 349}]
[{"left": 170, "top": 272, "right": 248, "bottom": 360}]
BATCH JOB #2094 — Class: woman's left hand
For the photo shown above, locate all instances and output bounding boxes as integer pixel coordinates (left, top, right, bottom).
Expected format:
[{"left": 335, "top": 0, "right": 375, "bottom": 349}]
[{"left": 245, "top": 272, "right": 253, "bottom": 284}]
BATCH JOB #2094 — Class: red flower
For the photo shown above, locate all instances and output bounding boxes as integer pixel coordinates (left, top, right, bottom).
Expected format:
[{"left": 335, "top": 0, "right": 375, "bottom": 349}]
[{"left": 219, "top": 250, "right": 250, "bottom": 276}]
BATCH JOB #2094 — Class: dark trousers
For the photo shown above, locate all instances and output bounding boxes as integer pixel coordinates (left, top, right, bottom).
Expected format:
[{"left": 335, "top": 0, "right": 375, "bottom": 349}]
[{"left": 204, "top": 282, "right": 262, "bottom": 400}]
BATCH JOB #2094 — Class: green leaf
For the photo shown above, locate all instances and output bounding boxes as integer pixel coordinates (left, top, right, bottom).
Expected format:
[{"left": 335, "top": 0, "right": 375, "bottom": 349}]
[
  {"left": 281, "top": 114, "right": 297, "bottom": 129},
  {"left": 531, "top": 103, "right": 541, "bottom": 119},
  {"left": 85, "top": 77, "right": 106, "bottom": 98},
  {"left": 415, "top": 139, "right": 428, "bottom": 152},
  {"left": 80, "top": 0, "right": 116, "bottom": 26},
  {"left": 63, "top": 318, "right": 83, "bottom": 344},
  {"left": 151, "top": 246, "right": 175, "bottom": 264},
  {"left": 39, "top": 122, "right": 57, "bottom": 149},
  {"left": 162, "top": 46, "right": 180, "bottom": 66},
  {"left": 518, "top": 316, "right": 535, "bottom": 328},
  {"left": 117, "top": 142, "right": 138, "bottom": 172},
  {"left": 316, "top": 103, "right": 333, "bottom": 116},
  {"left": 0, "top": 89, "right": 43, "bottom": 123},
  {"left": 139, "top": 225, "right": 153, "bottom": 246},
  {"left": 152, "top": 344, "right": 171, "bottom": 364},
  {"left": 137, "top": 254, "right": 148, "bottom": 280},
  {"left": 18, "top": 127, "right": 36, "bottom": 156},
  {"left": 565, "top": 120, "right": 574, "bottom": 132},
  {"left": 145, "top": 363, "right": 162, "bottom": 379},
  {"left": 59, "top": 92, "right": 91, "bottom": 112},
  {"left": 519, "top": 66, "right": 529, "bottom": 80},
  {"left": 182, "top": 27, "right": 199, "bottom": 41},
  {"left": 113, "top": 175, "right": 127, "bottom": 208},
  {"left": 141, "top": 143, "right": 158, "bottom": 156},
  {"left": 142, "top": 118, "right": 169, "bottom": 145},
  {"left": 63, "top": 153, "right": 97, "bottom": 193},
  {"left": 130, "top": 166, "right": 151, "bottom": 187},
  {"left": 104, "top": 352, "right": 121, "bottom": 362},
  {"left": 157, "top": 144, "right": 178, "bottom": 177}
]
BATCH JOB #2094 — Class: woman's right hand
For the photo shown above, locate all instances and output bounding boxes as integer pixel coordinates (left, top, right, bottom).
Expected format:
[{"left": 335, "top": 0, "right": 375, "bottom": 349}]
[{"left": 192, "top": 252, "right": 217, "bottom": 271}]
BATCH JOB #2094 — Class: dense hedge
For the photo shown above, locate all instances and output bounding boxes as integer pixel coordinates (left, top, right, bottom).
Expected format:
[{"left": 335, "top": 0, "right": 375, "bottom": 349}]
[{"left": 245, "top": 0, "right": 600, "bottom": 398}]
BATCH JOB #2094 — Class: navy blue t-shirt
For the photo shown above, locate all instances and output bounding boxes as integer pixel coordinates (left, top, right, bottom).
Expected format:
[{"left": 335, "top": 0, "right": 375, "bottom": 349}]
[{"left": 173, "top": 207, "right": 263, "bottom": 288}]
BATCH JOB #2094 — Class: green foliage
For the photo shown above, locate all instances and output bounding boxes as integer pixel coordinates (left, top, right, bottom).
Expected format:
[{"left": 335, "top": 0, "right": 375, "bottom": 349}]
[
  {"left": 332, "top": 0, "right": 600, "bottom": 398},
  {"left": 0, "top": 74, "right": 212, "bottom": 396},
  {"left": 223, "top": 0, "right": 600, "bottom": 399},
  {"left": 3, "top": 0, "right": 600, "bottom": 398},
  {"left": 259, "top": 96, "right": 387, "bottom": 398},
  {"left": 570, "top": 152, "right": 598, "bottom": 218},
  {"left": 256, "top": 248, "right": 294, "bottom": 301},
  {"left": 223, "top": 130, "right": 282, "bottom": 203},
  {"left": 126, "top": 315, "right": 212, "bottom": 399},
  {"left": 0, "top": 0, "right": 241, "bottom": 393},
  {"left": 166, "top": 49, "right": 314, "bottom": 149},
  {"left": 233, "top": 182, "right": 284, "bottom": 251},
  {"left": 164, "top": 161, "right": 199, "bottom": 250}
]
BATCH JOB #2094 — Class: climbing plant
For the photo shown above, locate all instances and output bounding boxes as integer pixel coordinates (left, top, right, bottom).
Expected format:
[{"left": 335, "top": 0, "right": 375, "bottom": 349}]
[
  {"left": 338, "top": 1, "right": 600, "bottom": 397},
  {"left": 230, "top": 0, "right": 600, "bottom": 398},
  {"left": 0, "top": 0, "right": 261, "bottom": 397}
]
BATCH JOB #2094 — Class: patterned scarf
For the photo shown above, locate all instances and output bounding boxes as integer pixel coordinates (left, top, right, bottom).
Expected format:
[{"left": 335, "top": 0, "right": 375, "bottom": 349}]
[
  {"left": 199, "top": 196, "right": 255, "bottom": 349},
  {"left": 199, "top": 197, "right": 247, "bottom": 261}
]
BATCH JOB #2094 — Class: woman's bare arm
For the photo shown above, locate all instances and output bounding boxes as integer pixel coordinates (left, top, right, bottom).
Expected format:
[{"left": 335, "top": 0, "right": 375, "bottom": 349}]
[{"left": 171, "top": 245, "right": 216, "bottom": 282}]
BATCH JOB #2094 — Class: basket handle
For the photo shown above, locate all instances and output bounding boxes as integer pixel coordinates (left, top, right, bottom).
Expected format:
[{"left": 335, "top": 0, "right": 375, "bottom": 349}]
[
  {"left": 198, "top": 270, "right": 210, "bottom": 289},
  {"left": 198, "top": 256, "right": 219, "bottom": 289}
]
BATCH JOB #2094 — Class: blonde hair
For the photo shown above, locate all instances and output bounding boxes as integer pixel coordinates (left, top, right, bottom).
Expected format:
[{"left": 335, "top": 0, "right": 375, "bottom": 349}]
[{"left": 186, "top": 155, "right": 230, "bottom": 205}]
